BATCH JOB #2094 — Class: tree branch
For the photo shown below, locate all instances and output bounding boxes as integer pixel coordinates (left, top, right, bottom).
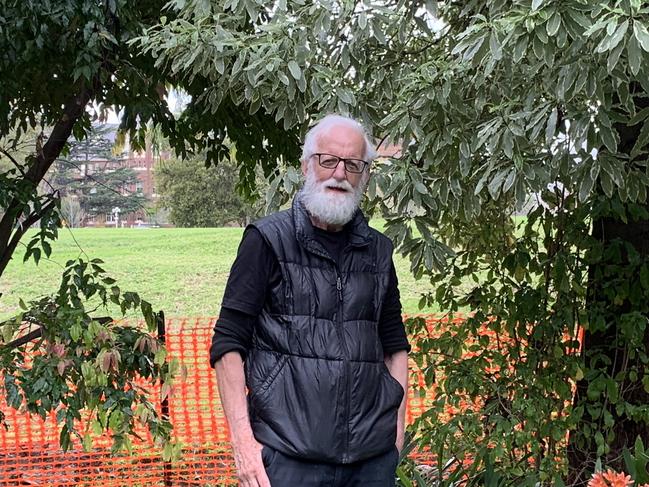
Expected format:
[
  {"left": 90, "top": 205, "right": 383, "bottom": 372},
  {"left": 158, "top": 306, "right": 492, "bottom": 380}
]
[
  {"left": 0, "top": 196, "right": 59, "bottom": 277},
  {"left": 0, "top": 148, "right": 27, "bottom": 177},
  {"left": 2, "top": 316, "right": 112, "bottom": 351},
  {"left": 0, "top": 87, "right": 94, "bottom": 278}
]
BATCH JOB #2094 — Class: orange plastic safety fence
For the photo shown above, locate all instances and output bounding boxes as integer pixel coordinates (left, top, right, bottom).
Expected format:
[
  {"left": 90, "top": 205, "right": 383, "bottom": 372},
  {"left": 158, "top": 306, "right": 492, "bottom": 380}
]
[{"left": 1, "top": 316, "right": 449, "bottom": 486}]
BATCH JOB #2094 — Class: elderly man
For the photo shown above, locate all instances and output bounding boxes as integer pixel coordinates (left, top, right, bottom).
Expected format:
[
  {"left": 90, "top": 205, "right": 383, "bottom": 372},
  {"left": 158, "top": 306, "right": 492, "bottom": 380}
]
[{"left": 210, "top": 114, "right": 410, "bottom": 487}]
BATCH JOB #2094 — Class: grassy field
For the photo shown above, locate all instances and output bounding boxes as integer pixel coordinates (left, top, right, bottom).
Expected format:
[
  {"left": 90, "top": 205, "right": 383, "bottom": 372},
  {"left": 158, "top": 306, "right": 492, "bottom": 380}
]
[{"left": 0, "top": 225, "right": 437, "bottom": 320}]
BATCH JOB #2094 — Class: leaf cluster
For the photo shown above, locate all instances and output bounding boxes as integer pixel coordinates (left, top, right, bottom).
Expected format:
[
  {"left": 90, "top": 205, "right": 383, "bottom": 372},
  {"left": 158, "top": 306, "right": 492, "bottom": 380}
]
[{"left": 0, "top": 257, "right": 177, "bottom": 455}]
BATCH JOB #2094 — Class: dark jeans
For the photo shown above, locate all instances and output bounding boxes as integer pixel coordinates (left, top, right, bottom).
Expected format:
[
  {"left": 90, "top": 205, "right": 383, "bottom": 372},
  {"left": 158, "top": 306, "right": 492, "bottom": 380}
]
[{"left": 261, "top": 445, "right": 399, "bottom": 487}]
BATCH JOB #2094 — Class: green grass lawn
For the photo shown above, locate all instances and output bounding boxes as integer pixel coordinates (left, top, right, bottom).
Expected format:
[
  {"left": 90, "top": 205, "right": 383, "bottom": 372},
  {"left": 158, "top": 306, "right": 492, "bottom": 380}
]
[{"left": 0, "top": 225, "right": 437, "bottom": 320}]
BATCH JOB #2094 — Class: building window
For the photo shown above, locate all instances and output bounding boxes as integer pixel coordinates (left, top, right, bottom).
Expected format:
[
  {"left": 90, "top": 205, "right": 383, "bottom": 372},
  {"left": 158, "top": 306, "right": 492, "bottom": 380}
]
[{"left": 135, "top": 181, "right": 143, "bottom": 194}]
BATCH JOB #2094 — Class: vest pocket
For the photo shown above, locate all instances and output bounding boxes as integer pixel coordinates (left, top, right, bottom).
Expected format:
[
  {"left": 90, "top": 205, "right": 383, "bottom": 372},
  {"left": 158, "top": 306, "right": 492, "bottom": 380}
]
[
  {"left": 252, "top": 354, "right": 289, "bottom": 403},
  {"left": 381, "top": 366, "right": 405, "bottom": 407},
  {"left": 261, "top": 445, "right": 277, "bottom": 468}
]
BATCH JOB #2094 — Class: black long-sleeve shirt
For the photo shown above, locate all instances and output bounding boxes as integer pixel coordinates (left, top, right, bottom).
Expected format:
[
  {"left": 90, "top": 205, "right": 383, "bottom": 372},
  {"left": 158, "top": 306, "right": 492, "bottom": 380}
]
[{"left": 209, "top": 226, "right": 410, "bottom": 367}]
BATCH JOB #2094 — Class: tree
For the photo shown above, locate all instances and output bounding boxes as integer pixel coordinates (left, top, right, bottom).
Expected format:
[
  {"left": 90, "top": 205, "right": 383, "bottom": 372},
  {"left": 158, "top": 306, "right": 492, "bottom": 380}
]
[
  {"left": 50, "top": 124, "right": 148, "bottom": 224},
  {"left": 143, "top": 1, "right": 649, "bottom": 483},
  {"left": 60, "top": 197, "right": 85, "bottom": 228},
  {"left": 75, "top": 167, "right": 148, "bottom": 220},
  {"left": 0, "top": 0, "right": 298, "bottom": 455},
  {"left": 156, "top": 156, "right": 259, "bottom": 227}
]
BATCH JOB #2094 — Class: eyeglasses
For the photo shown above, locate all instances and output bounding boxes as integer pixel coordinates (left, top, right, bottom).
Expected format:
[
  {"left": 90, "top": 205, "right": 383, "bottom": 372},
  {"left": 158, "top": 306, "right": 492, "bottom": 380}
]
[{"left": 312, "top": 153, "right": 368, "bottom": 174}]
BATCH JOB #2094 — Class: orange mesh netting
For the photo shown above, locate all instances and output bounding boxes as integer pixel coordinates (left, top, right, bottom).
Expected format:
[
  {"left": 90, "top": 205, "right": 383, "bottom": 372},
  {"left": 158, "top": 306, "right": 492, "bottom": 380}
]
[{"left": 0, "top": 316, "right": 443, "bottom": 486}]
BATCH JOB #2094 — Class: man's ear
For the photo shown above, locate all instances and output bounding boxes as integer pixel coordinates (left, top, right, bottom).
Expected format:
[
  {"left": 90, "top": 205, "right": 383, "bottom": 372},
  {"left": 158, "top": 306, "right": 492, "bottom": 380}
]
[{"left": 301, "top": 158, "right": 308, "bottom": 177}]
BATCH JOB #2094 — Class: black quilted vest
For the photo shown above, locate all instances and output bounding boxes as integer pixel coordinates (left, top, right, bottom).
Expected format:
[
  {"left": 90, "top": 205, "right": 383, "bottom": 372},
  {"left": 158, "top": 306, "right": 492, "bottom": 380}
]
[{"left": 245, "top": 195, "right": 404, "bottom": 464}]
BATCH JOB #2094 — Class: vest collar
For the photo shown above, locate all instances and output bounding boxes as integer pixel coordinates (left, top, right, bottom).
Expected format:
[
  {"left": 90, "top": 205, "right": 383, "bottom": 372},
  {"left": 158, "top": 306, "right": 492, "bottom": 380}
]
[{"left": 293, "top": 192, "right": 372, "bottom": 255}]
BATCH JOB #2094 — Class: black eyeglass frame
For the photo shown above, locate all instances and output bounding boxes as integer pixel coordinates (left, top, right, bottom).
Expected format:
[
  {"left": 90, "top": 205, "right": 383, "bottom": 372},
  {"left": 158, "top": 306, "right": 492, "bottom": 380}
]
[{"left": 311, "top": 153, "right": 369, "bottom": 174}]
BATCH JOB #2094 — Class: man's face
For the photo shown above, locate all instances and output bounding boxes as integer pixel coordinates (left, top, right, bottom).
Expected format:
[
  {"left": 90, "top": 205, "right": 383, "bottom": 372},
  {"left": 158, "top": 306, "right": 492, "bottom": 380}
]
[
  {"left": 301, "top": 124, "right": 368, "bottom": 192},
  {"left": 300, "top": 124, "right": 370, "bottom": 227}
]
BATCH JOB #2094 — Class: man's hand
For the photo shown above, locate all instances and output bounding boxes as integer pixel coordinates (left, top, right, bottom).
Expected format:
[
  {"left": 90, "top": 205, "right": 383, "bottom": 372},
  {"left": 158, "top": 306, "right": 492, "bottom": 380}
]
[
  {"left": 395, "top": 424, "right": 405, "bottom": 453},
  {"left": 232, "top": 436, "right": 271, "bottom": 487},
  {"left": 384, "top": 350, "right": 409, "bottom": 454}
]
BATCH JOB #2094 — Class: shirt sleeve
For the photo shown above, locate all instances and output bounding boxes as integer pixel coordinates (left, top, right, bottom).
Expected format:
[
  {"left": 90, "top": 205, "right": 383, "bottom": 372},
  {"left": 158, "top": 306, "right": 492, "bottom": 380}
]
[
  {"left": 209, "top": 227, "right": 276, "bottom": 367},
  {"left": 209, "top": 307, "right": 256, "bottom": 367},
  {"left": 220, "top": 227, "right": 274, "bottom": 315},
  {"left": 378, "top": 261, "right": 411, "bottom": 355}
]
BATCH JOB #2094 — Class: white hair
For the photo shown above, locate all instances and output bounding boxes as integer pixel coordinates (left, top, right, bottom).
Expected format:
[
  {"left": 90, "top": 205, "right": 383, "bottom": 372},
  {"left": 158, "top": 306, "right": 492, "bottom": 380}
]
[{"left": 301, "top": 114, "right": 377, "bottom": 164}]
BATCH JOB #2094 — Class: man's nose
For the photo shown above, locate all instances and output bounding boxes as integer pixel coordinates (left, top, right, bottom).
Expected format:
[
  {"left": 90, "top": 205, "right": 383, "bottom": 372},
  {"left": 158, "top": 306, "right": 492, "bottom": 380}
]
[{"left": 332, "top": 160, "right": 347, "bottom": 180}]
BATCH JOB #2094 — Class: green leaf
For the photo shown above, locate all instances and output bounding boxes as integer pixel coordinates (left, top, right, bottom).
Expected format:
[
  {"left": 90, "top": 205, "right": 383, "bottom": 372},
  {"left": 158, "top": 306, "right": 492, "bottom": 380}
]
[
  {"left": 358, "top": 11, "right": 367, "bottom": 30},
  {"left": 487, "top": 169, "right": 508, "bottom": 200},
  {"left": 60, "top": 425, "right": 71, "bottom": 452},
  {"left": 631, "top": 119, "right": 649, "bottom": 157},
  {"left": 546, "top": 12, "right": 561, "bottom": 37},
  {"left": 42, "top": 240, "right": 52, "bottom": 257},
  {"left": 502, "top": 169, "right": 516, "bottom": 193},
  {"left": 513, "top": 35, "right": 528, "bottom": 62},
  {"left": 578, "top": 170, "right": 595, "bottom": 202},
  {"left": 635, "top": 436, "right": 646, "bottom": 455},
  {"left": 489, "top": 32, "right": 502, "bottom": 60},
  {"left": 546, "top": 107, "right": 558, "bottom": 145},
  {"left": 608, "top": 20, "right": 628, "bottom": 52},
  {"left": 531, "top": 0, "right": 544, "bottom": 11},
  {"left": 607, "top": 41, "right": 624, "bottom": 73},
  {"left": 70, "top": 322, "right": 82, "bottom": 342},
  {"left": 634, "top": 21, "right": 649, "bottom": 52},
  {"left": 600, "top": 126, "right": 618, "bottom": 152},
  {"left": 601, "top": 171, "right": 614, "bottom": 198},
  {"left": 627, "top": 106, "right": 649, "bottom": 126},
  {"left": 82, "top": 433, "right": 93, "bottom": 452},
  {"left": 154, "top": 349, "right": 167, "bottom": 366},
  {"left": 627, "top": 34, "right": 643, "bottom": 76},
  {"left": 248, "top": 96, "right": 261, "bottom": 115},
  {"left": 337, "top": 88, "right": 353, "bottom": 104},
  {"left": 277, "top": 72, "right": 290, "bottom": 86},
  {"left": 372, "top": 19, "right": 387, "bottom": 44},
  {"left": 214, "top": 57, "right": 225, "bottom": 75},
  {"left": 584, "top": 19, "right": 608, "bottom": 37},
  {"left": 287, "top": 60, "right": 301, "bottom": 80}
]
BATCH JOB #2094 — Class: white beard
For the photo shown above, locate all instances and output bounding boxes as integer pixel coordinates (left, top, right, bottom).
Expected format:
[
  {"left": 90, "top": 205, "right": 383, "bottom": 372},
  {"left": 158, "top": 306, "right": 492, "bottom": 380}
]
[{"left": 300, "top": 169, "right": 366, "bottom": 226}]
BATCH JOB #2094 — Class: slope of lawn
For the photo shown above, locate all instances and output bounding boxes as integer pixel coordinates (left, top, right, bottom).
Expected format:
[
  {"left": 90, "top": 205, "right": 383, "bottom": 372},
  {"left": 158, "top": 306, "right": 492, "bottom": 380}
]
[{"left": 0, "top": 225, "right": 438, "bottom": 321}]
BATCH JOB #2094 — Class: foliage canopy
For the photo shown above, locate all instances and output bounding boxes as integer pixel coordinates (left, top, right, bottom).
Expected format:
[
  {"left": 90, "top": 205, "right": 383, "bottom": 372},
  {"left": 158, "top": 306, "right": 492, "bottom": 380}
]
[{"left": 143, "top": 0, "right": 649, "bottom": 483}]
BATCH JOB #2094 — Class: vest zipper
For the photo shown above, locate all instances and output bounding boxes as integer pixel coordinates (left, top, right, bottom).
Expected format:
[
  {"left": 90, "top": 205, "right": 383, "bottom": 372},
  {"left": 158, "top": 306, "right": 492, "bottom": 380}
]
[
  {"left": 307, "top": 240, "right": 352, "bottom": 463},
  {"left": 335, "top": 269, "right": 351, "bottom": 463}
]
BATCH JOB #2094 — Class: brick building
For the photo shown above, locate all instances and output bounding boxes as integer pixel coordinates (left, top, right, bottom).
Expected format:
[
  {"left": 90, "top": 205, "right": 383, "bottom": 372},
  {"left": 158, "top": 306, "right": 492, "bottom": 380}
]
[{"left": 61, "top": 124, "right": 166, "bottom": 227}]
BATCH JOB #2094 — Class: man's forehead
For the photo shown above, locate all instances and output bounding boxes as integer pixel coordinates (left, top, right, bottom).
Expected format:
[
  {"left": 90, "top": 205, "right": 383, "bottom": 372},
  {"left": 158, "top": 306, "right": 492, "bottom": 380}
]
[{"left": 315, "top": 124, "right": 365, "bottom": 152}]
